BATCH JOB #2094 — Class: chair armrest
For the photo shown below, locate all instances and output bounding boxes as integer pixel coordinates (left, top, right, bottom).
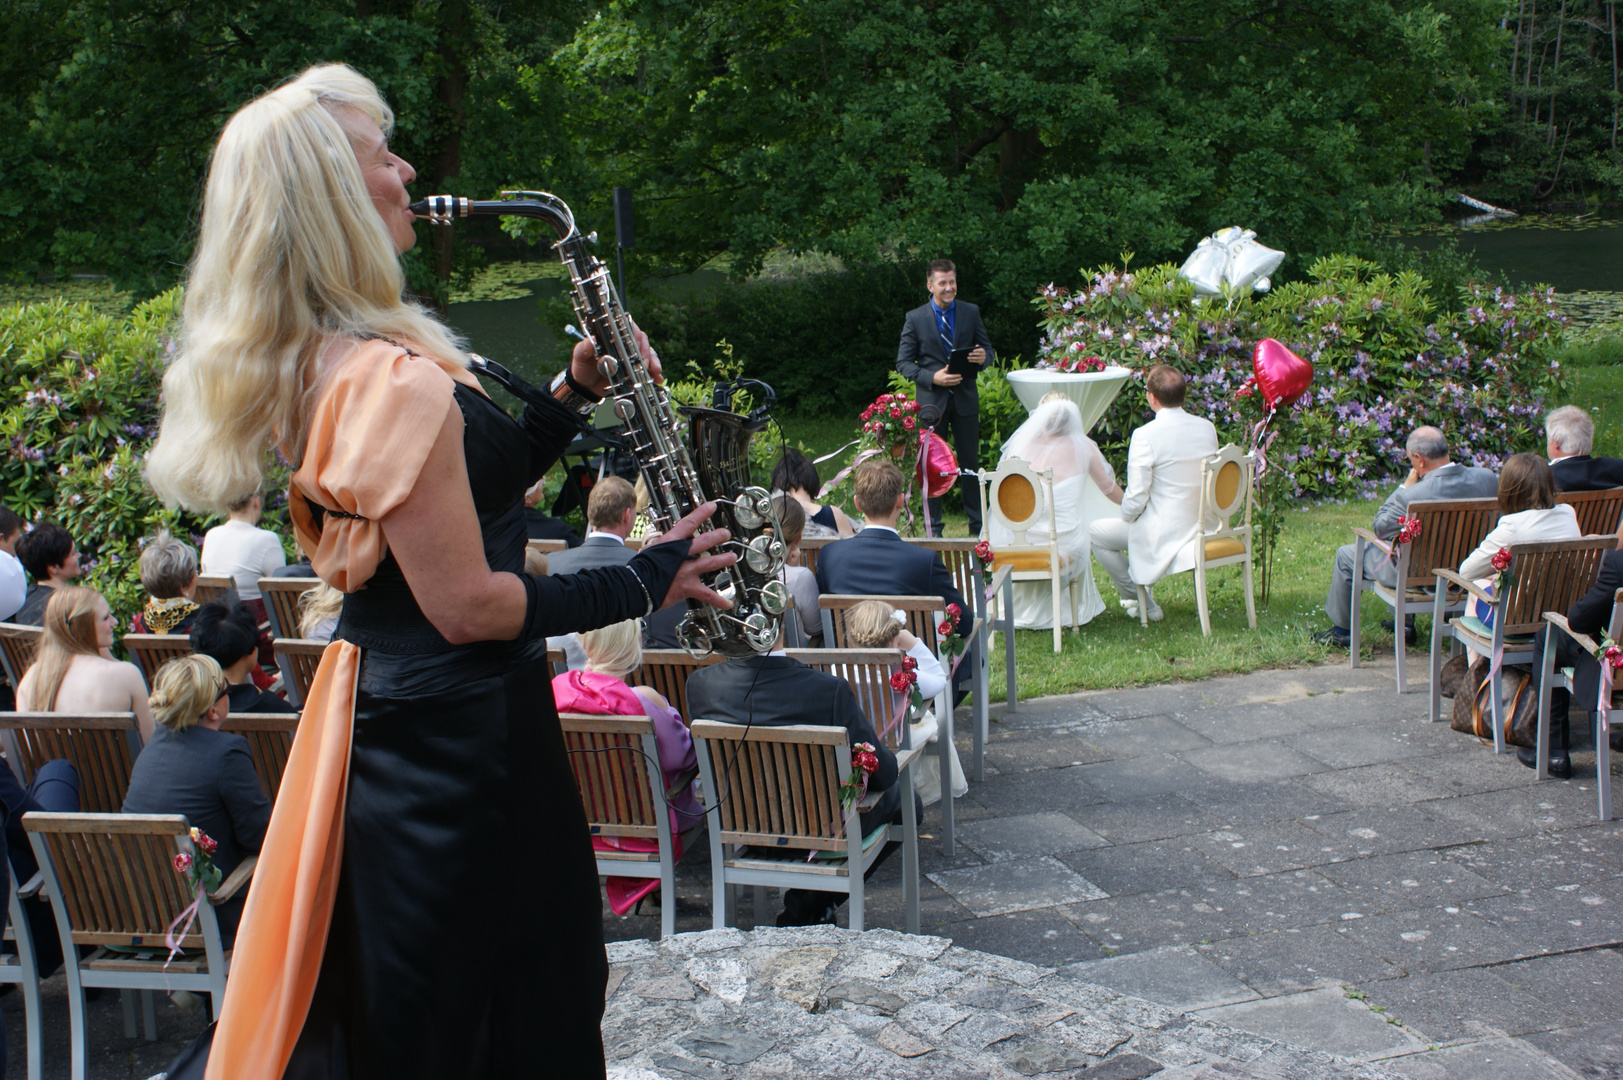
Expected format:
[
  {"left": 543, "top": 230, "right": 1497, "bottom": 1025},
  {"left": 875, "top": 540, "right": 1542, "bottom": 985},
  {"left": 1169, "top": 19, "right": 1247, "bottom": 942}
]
[
  {"left": 1544, "top": 612, "right": 1601, "bottom": 656},
  {"left": 665, "top": 767, "right": 700, "bottom": 802},
  {"left": 1433, "top": 568, "right": 1495, "bottom": 606},
  {"left": 211, "top": 854, "right": 257, "bottom": 903},
  {"left": 1349, "top": 527, "right": 1390, "bottom": 556},
  {"left": 986, "top": 565, "right": 1013, "bottom": 602},
  {"left": 16, "top": 870, "right": 43, "bottom": 900}
]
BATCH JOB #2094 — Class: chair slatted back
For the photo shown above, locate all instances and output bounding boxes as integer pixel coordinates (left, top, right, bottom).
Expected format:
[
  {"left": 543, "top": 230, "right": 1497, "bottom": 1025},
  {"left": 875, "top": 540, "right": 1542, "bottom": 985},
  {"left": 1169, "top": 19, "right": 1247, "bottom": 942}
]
[
  {"left": 785, "top": 647, "right": 908, "bottom": 751},
  {"left": 632, "top": 650, "right": 727, "bottom": 724},
  {"left": 192, "top": 575, "right": 235, "bottom": 607},
  {"left": 272, "top": 639, "right": 326, "bottom": 706},
  {"left": 258, "top": 578, "right": 321, "bottom": 639},
  {"left": 819, "top": 595, "right": 947, "bottom": 653},
  {"left": 0, "top": 623, "right": 42, "bottom": 687},
  {"left": 0, "top": 713, "right": 142, "bottom": 813},
  {"left": 906, "top": 539, "right": 984, "bottom": 616},
  {"left": 1399, "top": 499, "right": 1501, "bottom": 589},
  {"left": 22, "top": 814, "right": 203, "bottom": 948},
  {"left": 1557, "top": 487, "right": 1623, "bottom": 537},
  {"left": 558, "top": 713, "right": 659, "bottom": 839},
  {"left": 219, "top": 714, "right": 299, "bottom": 802},
  {"left": 1498, "top": 537, "right": 1617, "bottom": 635},
  {"left": 691, "top": 720, "right": 850, "bottom": 852},
  {"left": 526, "top": 538, "right": 569, "bottom": 555},
  {"left": 121, "top": 634, "right": 193, "bottom": 684},
  {"left": 798, "top": 537, "right": 834, "bottom": 578}
]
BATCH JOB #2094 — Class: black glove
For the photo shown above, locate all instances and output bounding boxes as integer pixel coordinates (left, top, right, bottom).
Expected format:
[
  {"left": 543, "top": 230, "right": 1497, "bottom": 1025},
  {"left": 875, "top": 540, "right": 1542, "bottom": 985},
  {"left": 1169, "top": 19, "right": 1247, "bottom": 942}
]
[{"left": 516, "top": 533, "right": 695, "bottom": 643}]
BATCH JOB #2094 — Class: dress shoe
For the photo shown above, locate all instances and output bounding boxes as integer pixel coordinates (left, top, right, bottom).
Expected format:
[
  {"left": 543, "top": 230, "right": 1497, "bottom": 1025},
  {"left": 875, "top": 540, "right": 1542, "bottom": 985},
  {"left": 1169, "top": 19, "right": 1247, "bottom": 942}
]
[
  {"left": 1516, "top": 745, "right": 1573, "bottom": 779},
  {"left": 1381, "top": 615, "right": 1418, "bottom": 645},
  {"left": 1120, "top": 599, "right": 1164, "bottom": 622},
  {"left": 1313, "top": 626, "right": 1352, "bottom": 648}
]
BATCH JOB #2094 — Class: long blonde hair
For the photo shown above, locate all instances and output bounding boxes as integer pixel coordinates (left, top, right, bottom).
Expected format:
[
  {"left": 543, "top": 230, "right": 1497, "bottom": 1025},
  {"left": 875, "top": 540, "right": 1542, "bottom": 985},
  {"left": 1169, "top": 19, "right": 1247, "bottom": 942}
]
[
  {"left": 150, "top": 655, "right": 225, "bottom": 732},
  {"left": 146, "top": 63, "right": 467, "bottom": 514},
  {"left": 27, "top": 586, "right": 105, "bottom": 712},
  {"left": 580, "top": 619, "right": 642, "bottom": 679},
  {"left": 297, "top": 583, "right": 344, "bottom": 638}
]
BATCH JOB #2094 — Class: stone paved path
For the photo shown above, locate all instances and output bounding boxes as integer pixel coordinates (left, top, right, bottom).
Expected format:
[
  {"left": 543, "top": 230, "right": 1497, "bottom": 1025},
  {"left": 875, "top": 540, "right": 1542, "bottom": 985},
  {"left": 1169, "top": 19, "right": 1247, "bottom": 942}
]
[{"left": 607, "top": 657, "right": 1623, "bottom": 1079}]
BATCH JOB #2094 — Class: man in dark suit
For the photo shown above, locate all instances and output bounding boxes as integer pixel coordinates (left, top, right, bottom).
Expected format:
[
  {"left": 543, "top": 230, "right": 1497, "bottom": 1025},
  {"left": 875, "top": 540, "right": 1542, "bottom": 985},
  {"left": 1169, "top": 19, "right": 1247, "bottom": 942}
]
[
  {"left": 523, "top": 478, "right": 583, "bottom": 548},
  {"left": 685, "top": 631, "right": 912, "bottom": 926},
  {"left": 545, "top": 476, "right": 638, "bottom": 667},
  {"left": 815, "top": 461, "right": 968, "bottom": 617},
  {"left": 1526, "top": 546, "right": 1623, "bottom": 778},
  {"left": 1546, "top": 404, "right": 1623, "bottom": 493},
  {"left": 896, "top": 258, "right": 995, "bottom": 536}
]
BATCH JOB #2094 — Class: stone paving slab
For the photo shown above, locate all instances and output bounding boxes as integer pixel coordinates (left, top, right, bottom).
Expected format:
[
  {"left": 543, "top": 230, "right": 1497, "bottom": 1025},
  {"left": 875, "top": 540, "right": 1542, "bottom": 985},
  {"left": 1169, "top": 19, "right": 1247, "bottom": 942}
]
[
  {"left": 1193, "top": 986, "right": 1427, "bottom": 1061},
  {"left": 1061, "top": 946, "right": 1259, "bottom": 1012}
]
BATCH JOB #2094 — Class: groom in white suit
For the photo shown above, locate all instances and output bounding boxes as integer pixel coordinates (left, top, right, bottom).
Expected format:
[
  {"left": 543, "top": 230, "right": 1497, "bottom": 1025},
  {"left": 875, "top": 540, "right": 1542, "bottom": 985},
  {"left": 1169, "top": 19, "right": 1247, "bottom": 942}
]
[{"left": 1087, "top": 366, "right": 1219, "bottom": 621}]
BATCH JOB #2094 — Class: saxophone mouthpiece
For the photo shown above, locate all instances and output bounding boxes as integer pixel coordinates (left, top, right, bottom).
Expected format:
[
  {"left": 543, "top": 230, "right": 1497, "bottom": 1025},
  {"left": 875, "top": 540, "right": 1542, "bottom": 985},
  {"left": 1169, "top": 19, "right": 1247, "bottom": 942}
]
[{"left": 408, "top": 195, "right": 467, "bottom": 225}]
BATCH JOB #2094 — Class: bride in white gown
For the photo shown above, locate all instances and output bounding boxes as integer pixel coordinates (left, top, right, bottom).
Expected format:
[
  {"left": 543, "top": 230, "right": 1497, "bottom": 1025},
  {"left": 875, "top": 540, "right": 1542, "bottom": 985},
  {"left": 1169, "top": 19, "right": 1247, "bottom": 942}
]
[{"left": 991, "top": 393, "right": 1124, "bottom": 629}]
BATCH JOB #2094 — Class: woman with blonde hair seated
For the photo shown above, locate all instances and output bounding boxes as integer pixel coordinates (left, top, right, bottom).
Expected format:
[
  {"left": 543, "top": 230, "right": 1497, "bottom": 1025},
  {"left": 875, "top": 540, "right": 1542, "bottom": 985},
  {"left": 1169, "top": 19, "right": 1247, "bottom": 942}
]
[
  {"left": 844, "top": 599, "right": 964, "bottom": 805},
  {"left": 16, "top": 585, "right": 154, "bottom": 740},
  {"left": 551, "top": 619, "right": 701, "bottom": 915},
  {"left": 296, "top": 582, "right": 344, "bottom": 642},
  {"left": 992, "top": 392, "right": 1123, "bottom": 629},
  {"left": 128, "top": 530, "right": 202, "bottom": 636},
  {"left": 123, "top": 654, "right": 273, "bottom": 945}
]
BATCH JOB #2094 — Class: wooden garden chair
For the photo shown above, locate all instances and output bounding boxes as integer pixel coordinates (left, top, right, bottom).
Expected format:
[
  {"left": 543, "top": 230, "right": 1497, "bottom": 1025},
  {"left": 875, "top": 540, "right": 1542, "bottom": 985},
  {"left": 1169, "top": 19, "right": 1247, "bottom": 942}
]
[
  {"left": 558, "top": 712, "right": 705, "bottom": 939},
  {"left": 272, "top": 638, "right": 326, "bottom": 707},
  {"left": 820, "top": 593, "right": 977, "bottom": 856},
  {"left": 797, "top": 536, "right": 833, "bottom": 579},
  {"left": 120, "top": 633, "right": 193, "bottom": 685},
  {"left": 1429, "top": 536, "right": 1615, "bottom": 752},
  {"left": 257, "top": 576, "right": 321, "bottom": 639},
  {"left": 1556, "top": 486, "right": 1623, "bottom": 540},
  {"left": 632, "top": 649, "right": 726, "bottom": 725},
  {"left": 219, "top": 713, "right": 300, "bottom": 803},
  {"left": 907, "top": 537, "right": 1006, "bottom": 779},
  {"left": 0, "top": 713, "right": 143, "bottom": 814},
  {"left": 23, "top": 813, "right": 251, "bottom": 1080},
  {"left": 526, "top": 538, "right": 569, "bottom": 556},
  {"left": 976, "top": 457, "right": 1074, "bottom": 652},
  {"left": 1536, "top": 589, "right": 1623, "bottom": 819},
  {"left": 1, "top": 863, "right": 46, "bottom": 1080},
  {"left": 0, "top": 623, "right": 42, "bottom": 690},
  {"left": 191, "top": 574, "right": 237, "bottom": 608},
  {"left": 1352, "top": 496, "right": 1499, "bottom": 694},
  {"left": 691, "top": 719, "right": 920, "bottom": 934}
]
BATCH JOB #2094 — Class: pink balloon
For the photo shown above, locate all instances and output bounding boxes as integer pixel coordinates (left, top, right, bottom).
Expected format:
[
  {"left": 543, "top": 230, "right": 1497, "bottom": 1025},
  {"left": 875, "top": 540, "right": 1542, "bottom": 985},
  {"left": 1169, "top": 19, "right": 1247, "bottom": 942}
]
[
  {"left": 1253, "top": 338, "right": 1314, "bottom": 412},
  {"left": 916, "top": 432, "right": 960, "bottom": 497}
]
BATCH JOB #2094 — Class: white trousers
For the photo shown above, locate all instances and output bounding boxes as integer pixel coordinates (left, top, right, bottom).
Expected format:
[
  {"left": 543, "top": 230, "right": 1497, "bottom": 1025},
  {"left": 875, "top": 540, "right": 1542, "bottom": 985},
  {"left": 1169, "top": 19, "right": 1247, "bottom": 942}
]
[{"left": 1087, "top": 517, "right": 1150, "bottom": 602}]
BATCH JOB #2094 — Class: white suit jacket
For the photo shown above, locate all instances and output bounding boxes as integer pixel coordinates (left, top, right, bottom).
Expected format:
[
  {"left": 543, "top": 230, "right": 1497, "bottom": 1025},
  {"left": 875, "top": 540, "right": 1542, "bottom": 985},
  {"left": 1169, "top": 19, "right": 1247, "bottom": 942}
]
[
  {"left": 0, "top": 551, "right": 23, "bottom": 622},
  {"left": 1119, "top": 406, "right": 1220, "bottom": 585}
]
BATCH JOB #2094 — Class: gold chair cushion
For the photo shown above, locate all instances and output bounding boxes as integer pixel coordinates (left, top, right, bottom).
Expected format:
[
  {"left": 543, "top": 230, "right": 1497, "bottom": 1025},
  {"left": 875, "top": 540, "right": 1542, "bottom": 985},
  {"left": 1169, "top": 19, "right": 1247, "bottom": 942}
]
[
  {"left": 991, "top": 550, "right": 1070, "bottom": 572},
  {"left": 1203, "top": 537, "right": 1246, "bottom": 560}
]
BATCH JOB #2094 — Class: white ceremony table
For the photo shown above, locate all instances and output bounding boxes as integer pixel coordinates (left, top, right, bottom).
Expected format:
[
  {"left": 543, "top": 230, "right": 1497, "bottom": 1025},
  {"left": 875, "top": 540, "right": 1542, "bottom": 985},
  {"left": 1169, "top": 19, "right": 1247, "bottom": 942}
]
[{"left": 1004, "top": 367, "right": 1133, "bottom": 432}]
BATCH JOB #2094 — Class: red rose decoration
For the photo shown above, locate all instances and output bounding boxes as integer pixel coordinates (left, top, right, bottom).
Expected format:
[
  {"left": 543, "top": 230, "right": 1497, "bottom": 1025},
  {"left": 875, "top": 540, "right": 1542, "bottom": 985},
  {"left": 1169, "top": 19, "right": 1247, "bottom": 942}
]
[
  {"left": 879, "top": 394, "right": 892, "bottom": 404},
  {"left": 1607, "top": 645, "right": 1623, "bottom": 669},
  {"left": 854, "top": 750, "right": 879, "bottom": 774},
  {"left": 908, "top": 400, "right": 920, "bottom": 412},
  {"left": 946, "top": 603, "right": 962, "bottom": 619},
  {"left": 974, "top": 540, "right": 993, "bottom": 563},
  {"left": 890, "top": 671, "right": 911, "bottom": 691},
  {"left": 196, "top": 832, "right": 218, "bottom": 856},
  {"left": 903, "top": 416, "right": 916, "bottom": 430},
  {"left": 938, "top": 620, "right": 952, "bottom": 636},
  {"left": 1491, "top": 547, "right": 1513, "bottom": 573},
  {"left": 901, "top": 655, "right": 918, "bottom": 671},
  {"left": 173, "top": 853, "right": 192, "bottom": 874}
]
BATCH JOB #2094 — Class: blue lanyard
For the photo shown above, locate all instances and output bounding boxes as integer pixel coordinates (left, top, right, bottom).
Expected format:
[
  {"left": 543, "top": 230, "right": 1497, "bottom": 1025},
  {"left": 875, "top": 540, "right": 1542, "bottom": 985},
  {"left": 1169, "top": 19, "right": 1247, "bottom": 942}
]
[{"left": 931, "top": 302, "right": 955, "bottom": 352}]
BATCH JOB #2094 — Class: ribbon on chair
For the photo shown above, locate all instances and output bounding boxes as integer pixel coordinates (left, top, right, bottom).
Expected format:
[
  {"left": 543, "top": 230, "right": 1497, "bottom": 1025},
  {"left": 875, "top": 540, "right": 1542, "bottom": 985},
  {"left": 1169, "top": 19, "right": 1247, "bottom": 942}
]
[
  {"left": 816, "top": 444, "right": 881, "bottom": 493},
  {"left": 1247, "top": 413, "right": 1278, "bottom": 479},
  {"left": 1600, "top": 663, "right": 1615, "bottom": 731},
  {"left": 164, "top": 883, "right": 205, "bottom": 970}
]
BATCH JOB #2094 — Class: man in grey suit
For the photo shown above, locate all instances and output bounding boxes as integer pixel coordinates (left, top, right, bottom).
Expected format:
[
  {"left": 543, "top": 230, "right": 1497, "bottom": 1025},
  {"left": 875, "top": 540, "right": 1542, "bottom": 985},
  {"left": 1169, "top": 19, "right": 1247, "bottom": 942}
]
[
  {"left": 896, "top": 259, "right": 995, "bottom": 536},
  {"left": 1316, "top": 426, "right": 1498, "bottom": 647},
  {"left": 546, "top": 475, "right": 638, "bottom": 667}
]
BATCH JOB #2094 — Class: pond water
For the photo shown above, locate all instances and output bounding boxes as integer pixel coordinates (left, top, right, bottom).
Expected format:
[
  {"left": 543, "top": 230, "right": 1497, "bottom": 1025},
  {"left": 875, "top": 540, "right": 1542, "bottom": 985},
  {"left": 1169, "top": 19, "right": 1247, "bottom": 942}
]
[{"left": 1404, "top": 214, "right": 1622, "bottom": 293}]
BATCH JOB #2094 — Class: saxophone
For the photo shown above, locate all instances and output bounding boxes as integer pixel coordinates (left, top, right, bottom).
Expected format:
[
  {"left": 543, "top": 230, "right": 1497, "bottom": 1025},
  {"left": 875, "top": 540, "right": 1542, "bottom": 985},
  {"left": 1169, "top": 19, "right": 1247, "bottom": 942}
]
[{"left": 410, "top": 191, "right": 789, "bottom": 657}]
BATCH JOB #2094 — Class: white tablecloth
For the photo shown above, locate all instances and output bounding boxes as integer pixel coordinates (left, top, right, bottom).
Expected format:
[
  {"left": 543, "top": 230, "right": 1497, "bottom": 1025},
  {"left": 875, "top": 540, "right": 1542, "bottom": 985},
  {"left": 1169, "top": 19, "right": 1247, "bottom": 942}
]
[{"left": 1005, "top": 367, "right": 1134, "bottom": 432}]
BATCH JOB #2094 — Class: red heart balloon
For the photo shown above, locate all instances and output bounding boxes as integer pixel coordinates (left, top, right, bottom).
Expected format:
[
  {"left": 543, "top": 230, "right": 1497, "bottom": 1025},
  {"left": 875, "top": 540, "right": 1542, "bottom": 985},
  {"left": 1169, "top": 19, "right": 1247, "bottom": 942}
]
[
  {"left": 1253, "top": 338, "right": 1314, "bottom": 412},
  {"left": 916, "top": 432, "right": 960, "bottom": 497}
]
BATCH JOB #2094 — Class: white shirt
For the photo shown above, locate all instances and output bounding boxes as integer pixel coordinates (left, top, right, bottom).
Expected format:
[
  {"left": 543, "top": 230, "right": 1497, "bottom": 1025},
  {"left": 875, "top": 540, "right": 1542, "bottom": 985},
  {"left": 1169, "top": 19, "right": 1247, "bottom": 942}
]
[
  {"left": 906, "top": 639, "right": 947, "bottom": 700},
  {"left": 862, "top": 524, "right": 899, "bottom": 536},
  {"left": 0, "top": 551, "right": 24, "bottom": 622},
  {"left": 585, "top": 530, "right": 627, "bottom": 545},
  {"left": 200, "top": 520, "right": 287, "bottom": 600}
]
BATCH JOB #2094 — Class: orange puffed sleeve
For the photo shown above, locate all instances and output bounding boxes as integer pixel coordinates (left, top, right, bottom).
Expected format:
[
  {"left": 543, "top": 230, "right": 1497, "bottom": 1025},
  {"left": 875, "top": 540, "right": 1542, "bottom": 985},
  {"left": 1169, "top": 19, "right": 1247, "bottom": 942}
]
[{"left": 287, "top": 340, "right": 482, "bottom": 593}]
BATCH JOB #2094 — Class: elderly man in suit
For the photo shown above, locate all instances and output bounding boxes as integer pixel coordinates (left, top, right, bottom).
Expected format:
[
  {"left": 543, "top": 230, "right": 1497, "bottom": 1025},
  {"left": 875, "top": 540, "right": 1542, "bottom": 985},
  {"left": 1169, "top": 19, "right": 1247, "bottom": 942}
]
[
  {"left": 1547, "top": 404, "right": 1623, "bottom": 493},
  {"left": 896, "top": 259, "right": 996, "bottom": 537},
  {"left": 546, "top": 476, "right": 638, "bottom": 667},
  {"left": 1086, "top": 366, "right": 1220, "bottom": 623},
  {"left": 1315, "top": 426, "right": 1498, "bottom": 647}
]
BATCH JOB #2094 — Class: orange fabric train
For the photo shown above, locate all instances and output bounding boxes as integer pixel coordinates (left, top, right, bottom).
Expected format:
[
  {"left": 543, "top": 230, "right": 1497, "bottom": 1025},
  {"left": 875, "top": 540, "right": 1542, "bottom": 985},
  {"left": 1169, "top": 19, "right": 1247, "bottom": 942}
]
[{"left": 203, "top": 641, "right": 359, "bottom": 1080}]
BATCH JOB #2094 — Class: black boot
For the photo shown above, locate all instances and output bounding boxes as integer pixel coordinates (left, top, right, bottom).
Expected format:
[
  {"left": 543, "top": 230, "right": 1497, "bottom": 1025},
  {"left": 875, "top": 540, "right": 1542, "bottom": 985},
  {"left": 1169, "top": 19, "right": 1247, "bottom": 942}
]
[{"left": 1517, "top": 702, "right": 1573, "bottom": 779}]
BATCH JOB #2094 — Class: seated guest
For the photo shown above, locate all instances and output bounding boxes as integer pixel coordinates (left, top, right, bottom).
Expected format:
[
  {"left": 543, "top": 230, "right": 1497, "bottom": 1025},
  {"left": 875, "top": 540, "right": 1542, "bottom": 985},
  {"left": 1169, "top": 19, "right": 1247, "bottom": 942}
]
[
  {"left": 1087, "top": 365, "right": 1218, "bottom": 623},
  {"left": 298, "top": 583, "right": 343, "bottom": 643},
  {"left": 552, "top": 619, "right": 701, "bottom": 914},
  {"left": 523, "top": 549, "right": 551, "bottom": 577},
  {"left": 270, "top": 554, "right": 317, "bottom": 578},
  {"left": 1458, "top": 453, "right": 1580, "bottom": 619},
  {"left": 523, "top": 478, "right": 583, "bottom": 547},
  {"left": 1316, "top": 426, "right": 1498, "bottom": 647},
  {"left": 1528, "top": 543, "right": 1623, "bottom": 778},
  {"left": 686, "top": 626, "right": 916, "bottom": 926},
  {"left": 843, "top": 599, "right": 962, "bottom": 804},
  {"left": 773, "top": 448, "right": 856, "bottom": 539},
  {"left": 124, "top": 655, "right": 273, "bottom": 946},
  {"left": 773, "top": 495, "right": 822, "bottom": 647},
  {"left": 190, "top": 602, "right": 297, "bottom": 714},
  {"left": 630, "top": 475, "right": 655, "bottom": 543},
  {"left": 17, "top": 586, "right": 154, "bottom": 739},
  {"left": 12, "top": 522, "right": 81, "bottom": 626},
  {"left": 199, "top": 485, "right": 286, "bottom": 633},
  {"left": 0, "top": 507, "right": 24, "bottom": 622},
  {"left": 128, "top": 530, "right": 202, "bottom": 636},
  {"left": 996, "top": 392, "right": 1124, "bottom": 628},
  {"left": 547, "top": 476, "right": 639, "bottom": 669},
  {"left": 1546, "top": 404, "right": 1623, "bottom": 492}
]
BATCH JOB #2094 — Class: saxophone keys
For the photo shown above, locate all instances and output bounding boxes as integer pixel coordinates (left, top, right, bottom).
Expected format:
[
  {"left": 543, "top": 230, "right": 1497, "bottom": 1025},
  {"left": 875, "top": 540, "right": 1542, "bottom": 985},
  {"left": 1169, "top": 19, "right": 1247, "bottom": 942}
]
[
  {"left": 757, "top": 579, "right": 791, "bottom": 615},
  {"left": 745, "top": 535, "right": 785, "bottom": 573},
  {"left": 598, "top": 357, "right": 620, "bottom": 380},
  {"left": 614, "top": 399, "right": 636, "bottom": 421},
  {"left": 741, "top": 613, "right": 778, "bottom": 652}
]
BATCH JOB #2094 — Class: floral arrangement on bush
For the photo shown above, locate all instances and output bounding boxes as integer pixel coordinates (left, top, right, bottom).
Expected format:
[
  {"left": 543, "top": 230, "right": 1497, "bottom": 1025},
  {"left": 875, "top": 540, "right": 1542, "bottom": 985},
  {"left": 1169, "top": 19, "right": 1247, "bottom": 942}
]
[
  {"left": 1034, "top": 351, "right": 1110, "bottom": 374},
  {"left": 860, "top": 390, "right": 922, "bottom": 454}
]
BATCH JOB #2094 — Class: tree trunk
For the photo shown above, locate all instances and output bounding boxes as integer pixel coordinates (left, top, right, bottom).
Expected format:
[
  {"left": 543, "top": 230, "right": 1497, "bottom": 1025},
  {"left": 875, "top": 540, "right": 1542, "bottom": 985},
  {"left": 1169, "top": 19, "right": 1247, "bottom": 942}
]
[
  {"left": 1549, "top": 0, "right": 1567, "bottom": 146},
  {"left": 1612, "top": 1, "right": 1619, "bottom": 149},
  {"left": 1512, "top": 0, "right": 1526, "bottom": 111},
  {"left": 430, "top": 0, "right": 472, "bottom": 306}
]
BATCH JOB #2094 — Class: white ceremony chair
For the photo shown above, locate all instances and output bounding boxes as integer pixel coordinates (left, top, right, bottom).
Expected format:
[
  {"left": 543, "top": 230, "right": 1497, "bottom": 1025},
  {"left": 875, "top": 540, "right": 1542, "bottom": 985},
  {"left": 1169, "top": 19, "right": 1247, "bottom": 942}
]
[{"left": 976, "top": 457, "right": 1075, "bottom": 653}]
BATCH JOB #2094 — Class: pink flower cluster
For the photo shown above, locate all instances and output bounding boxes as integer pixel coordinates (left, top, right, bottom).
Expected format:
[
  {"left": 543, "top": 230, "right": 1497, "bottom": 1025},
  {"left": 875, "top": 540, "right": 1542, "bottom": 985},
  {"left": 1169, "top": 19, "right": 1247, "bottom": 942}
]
[{"left": 861, "top": 391, "right": 921, "bottom": 444}]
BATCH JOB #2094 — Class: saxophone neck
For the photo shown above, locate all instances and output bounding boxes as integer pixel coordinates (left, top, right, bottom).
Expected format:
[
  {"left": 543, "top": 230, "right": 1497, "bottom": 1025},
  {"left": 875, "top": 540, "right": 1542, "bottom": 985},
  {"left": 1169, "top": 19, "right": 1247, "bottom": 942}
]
[{"left": 408, "top": 191, "right": 577, "bottom": 242}]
